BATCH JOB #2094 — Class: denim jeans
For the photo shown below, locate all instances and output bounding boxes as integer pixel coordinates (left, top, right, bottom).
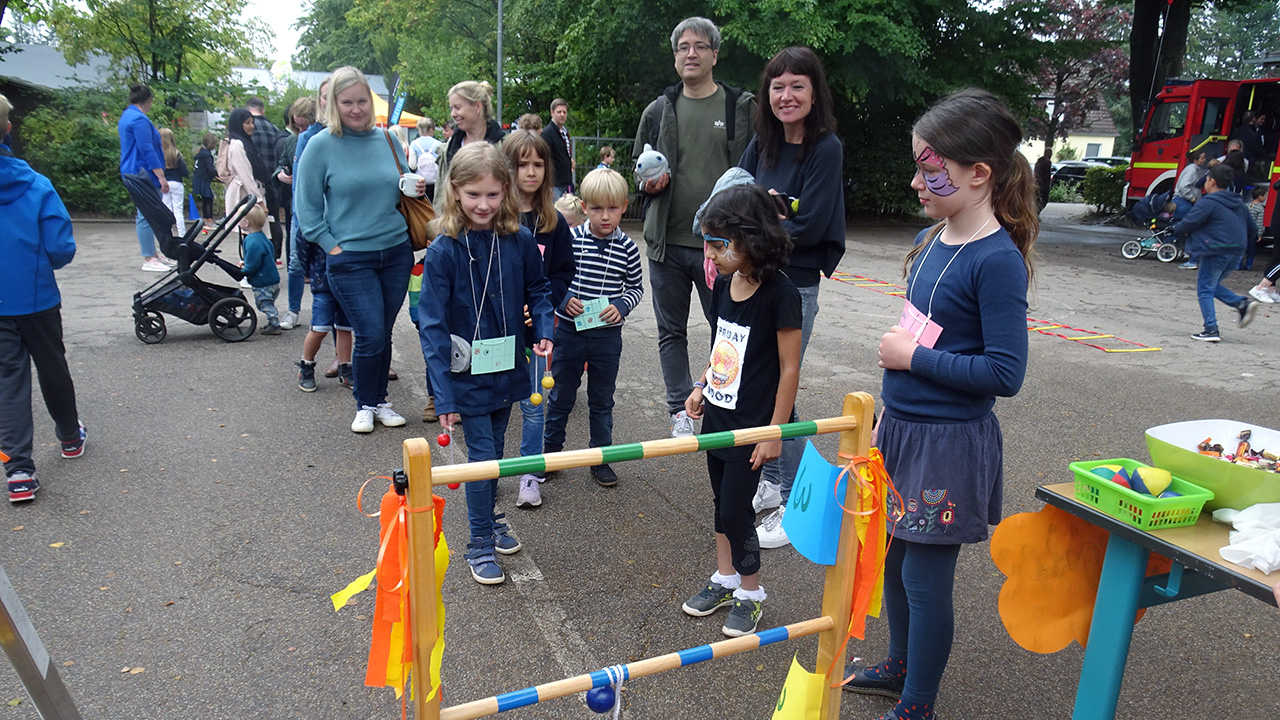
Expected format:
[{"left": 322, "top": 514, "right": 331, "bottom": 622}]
[
  {"left": 764, "top": 282, "right": 820, "bottom": 502},
  {"left": 1195, "top": 253, "right": 1246, "bottom": 332},
  {"left": 252, "top": 284, "right": 280, "bottom": 324},
  {"left": 649, "top": 245, "right": 714, "bottom": 414},
  {"left": 518, "top": 351, "right": 546, "bottom": 458},
  {"left": 287, "top": 221, "right": 305, "bottom": 315},
  {"left": 542, "top": 324, "right": 623, "bottom": 453},
  {"left": 461, "top": 407, "right": 512, "bottom": 540},
  {"left": 324, "top": 242, "right": 413, "bottom": 408},
  {"left": 135, "top": 211, "right": 156, "bottom": 258}
]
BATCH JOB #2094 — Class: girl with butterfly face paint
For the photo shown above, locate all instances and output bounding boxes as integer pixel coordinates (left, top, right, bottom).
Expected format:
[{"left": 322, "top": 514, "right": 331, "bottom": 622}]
[{"left": 842, "top": 89, "right": 1039, "bottom": 720}]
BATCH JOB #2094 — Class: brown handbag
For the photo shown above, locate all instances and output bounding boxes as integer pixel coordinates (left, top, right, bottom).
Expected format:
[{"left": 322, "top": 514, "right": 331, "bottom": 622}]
[{"left": 384, "top": 130, "right": 435, "bottom": 251}]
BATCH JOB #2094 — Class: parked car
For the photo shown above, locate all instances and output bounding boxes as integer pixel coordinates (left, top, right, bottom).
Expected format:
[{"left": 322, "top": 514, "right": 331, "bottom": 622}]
[
  {"left": 1051, "top": 160, "right": 1108, "bottom": 188},
  {"left": 1082, "top": 156, "right": 1131, "bottom": 168}
]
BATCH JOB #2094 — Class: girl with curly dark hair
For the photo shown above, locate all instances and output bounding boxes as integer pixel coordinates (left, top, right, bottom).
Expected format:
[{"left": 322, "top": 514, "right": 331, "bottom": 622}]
[{"left": 679, "top": 183, "right": 800, "bottom": 638}]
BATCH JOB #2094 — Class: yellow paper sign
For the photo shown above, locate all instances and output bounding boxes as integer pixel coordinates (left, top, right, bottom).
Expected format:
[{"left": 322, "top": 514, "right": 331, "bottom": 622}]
[{"left": 771, "top": 654, "right": 820, "bottom": 720}]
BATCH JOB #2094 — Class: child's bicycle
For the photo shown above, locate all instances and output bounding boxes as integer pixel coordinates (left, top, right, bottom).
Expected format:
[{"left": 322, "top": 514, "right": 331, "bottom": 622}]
[{"left": 1121, "top": 223, "right": 1186, "bottom": 263}]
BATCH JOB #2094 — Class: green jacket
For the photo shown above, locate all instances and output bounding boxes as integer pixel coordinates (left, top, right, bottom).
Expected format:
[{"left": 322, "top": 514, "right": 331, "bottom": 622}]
[{"left": 632, "top": 81, "right": 756, "bottom": 262}]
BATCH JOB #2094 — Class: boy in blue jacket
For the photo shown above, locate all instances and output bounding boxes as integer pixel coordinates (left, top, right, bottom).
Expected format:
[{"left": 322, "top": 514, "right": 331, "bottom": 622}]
[
  {"left": 0, "top": 94, "right": 85, "bottom": 502},
  {"left": 239, "top": 205, "right": 283, "bottom": 335},
  {"left": 1174, "top": 164, "right": 1261, "bottom": 342}
]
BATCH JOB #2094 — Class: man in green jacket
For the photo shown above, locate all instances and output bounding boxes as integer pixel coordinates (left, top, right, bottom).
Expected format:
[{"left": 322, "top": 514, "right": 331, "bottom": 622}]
[{"left": 633, "top": 16, "right": 755, "bottom": 438}]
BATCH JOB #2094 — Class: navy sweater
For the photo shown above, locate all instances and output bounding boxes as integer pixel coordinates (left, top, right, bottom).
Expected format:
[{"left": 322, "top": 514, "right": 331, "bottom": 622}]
[
  {"left": 1173, "top": 190, "right": 1256, "bottom": 257},
  {"left": 737, "top": 132, "right": 846, "bottom": 286},
  {"left": 882, "top": 226, "right": 1028, "bottom": 423}
]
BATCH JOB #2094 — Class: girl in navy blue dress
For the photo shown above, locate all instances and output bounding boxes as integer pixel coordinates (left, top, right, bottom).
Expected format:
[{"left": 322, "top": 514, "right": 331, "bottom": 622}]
[{"left": 843, "top": 89, "right": 1038, "bottom": 720}]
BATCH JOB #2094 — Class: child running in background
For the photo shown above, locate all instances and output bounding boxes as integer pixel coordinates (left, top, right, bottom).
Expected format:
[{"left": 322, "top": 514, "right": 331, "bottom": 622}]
[
  {"left": 503, "top": 130, "right": 575, "bottom": 509},
  {"left": 553, "top": 193, "right": 587, "bottom": 228},
  {"left": 842, "top": 89, "right": 1036, "bottom": 720},
  {"left": 541, "top": 168, "right": 643, "bottom": 490},
  {"left": 239, "top": 205, "right": 282, "bottom": 335},
  {"left": 418, "top": 142, "right": 555, "bottom": 586},
  {"left": 681, "top": 183, "right": 801, "bottom": 638},
  {"left": 294, "top": 237, "right": 353, "bottom": 391}
]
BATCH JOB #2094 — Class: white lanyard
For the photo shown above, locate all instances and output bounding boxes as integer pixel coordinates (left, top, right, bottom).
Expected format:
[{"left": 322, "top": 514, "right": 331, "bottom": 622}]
[
  {"left": 466, "top": 230, "right": 507, "bottom": 342},
  {"left": 908, "top": 218, "right": 992, "bottom": 318},
  {"left": 577, "top": 231, "right": 616, "bottom": 299}
]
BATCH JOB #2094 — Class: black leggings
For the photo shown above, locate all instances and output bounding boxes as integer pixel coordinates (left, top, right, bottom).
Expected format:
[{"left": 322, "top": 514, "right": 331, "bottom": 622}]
[
  {"left": 708, "top": 452, "right": 762, "bottom": 576},
  {"left": 198, "top": 195, "right": 213, "bottom": 219}
]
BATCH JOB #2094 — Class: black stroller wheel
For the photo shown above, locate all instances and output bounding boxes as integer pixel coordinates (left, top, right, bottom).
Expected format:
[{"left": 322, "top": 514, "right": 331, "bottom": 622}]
[
  {"left": 209, "top": 297, "right": 257, "bottom": 342},
  {"left": 1121, "top": 240, "right": 1144, "bottom": 259},
  {"left": 1156, "top": 243, "right": 1180, "bottom": 263},
  {"left": 135, "top": 311, "right": 167, "bottom": 344}
]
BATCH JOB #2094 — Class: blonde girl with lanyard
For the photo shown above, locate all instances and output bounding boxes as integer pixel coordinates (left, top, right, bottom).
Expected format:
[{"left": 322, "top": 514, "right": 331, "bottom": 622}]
[
  {"left": 842, "top": 89, "right": 1037, "bottom": 720},
  {"left": 418, "top": 142, "right": 555, "bottom": 585}
]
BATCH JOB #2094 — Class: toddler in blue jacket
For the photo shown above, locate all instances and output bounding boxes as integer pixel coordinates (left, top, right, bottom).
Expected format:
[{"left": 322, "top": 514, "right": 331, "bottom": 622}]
[{"left": 239, "top": 205, "right": 282, "bottom": 335}]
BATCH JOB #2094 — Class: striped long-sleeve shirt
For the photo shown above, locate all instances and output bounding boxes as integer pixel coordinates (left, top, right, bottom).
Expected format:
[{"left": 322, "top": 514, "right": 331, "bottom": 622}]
[{"left": 558, "top": 225, "right": 644, "bottom": 323}]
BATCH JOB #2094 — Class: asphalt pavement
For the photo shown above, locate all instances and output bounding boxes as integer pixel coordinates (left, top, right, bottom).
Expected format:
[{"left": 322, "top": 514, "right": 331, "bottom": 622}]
[{"left": 0, "top": 203, "right": 1276, "bottom": 720}]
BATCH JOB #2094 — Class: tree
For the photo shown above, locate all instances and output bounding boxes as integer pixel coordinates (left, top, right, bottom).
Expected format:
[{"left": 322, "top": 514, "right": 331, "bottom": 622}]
[
  {"left": 1129, "top": 0, "right": 1194, "bottom": 134},
  {"left": 1024, "top": 0, "right": 1130, "bottom": 155},
  {"left": 1183, "top": 0, "right": 1280, "bottom": 79},
  {"left": 292, "top": 0, "right": 395, "bottom": 75},
  {"left": 26, "top": 0, "right": 269, "bottom": 87}
]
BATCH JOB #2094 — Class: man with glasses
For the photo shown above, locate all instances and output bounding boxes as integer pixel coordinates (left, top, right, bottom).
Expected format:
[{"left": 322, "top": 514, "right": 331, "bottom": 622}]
[{"left": 633, "top": 16, "right": 755, "bottom": 438}]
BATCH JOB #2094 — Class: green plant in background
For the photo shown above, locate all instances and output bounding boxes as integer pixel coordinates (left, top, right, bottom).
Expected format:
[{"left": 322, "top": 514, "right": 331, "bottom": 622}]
[
  {"left": 1081, "top": 166, "right": 1126, "bottom": 213},
  {"left": 1055, "top": 145, "right": 1080, "bottom": 161},
  {"left": 1048, "top": 181, "right": 1083, "bottom": 203}
]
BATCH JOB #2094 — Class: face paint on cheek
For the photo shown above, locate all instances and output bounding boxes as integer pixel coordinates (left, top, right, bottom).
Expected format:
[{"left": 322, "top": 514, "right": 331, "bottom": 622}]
[
  {"left": 915, "top": 146, "right": 959, "bottom": 197},
  {"left": 724, "top": 247, "right": 738, "bottom": 262}
]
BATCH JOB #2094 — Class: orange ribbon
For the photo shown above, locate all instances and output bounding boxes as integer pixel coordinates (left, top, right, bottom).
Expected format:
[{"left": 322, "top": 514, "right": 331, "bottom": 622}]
[{"left": 826, "top": 449, "right": 900, "bottom": 687}]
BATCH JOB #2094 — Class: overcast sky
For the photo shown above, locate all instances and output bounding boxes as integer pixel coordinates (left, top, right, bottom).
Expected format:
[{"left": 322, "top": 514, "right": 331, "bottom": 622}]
[{"left": 244, "top": 0, "right": 302, "bottom": 66}]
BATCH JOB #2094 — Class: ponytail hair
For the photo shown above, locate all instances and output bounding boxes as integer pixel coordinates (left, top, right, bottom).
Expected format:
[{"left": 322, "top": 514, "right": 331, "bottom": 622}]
[
  {"left": 908, "top": 88, "right": 1038, "bottom": 282},
  {"left": 448, "top": 81, "right": 495, "bottom": 122}
]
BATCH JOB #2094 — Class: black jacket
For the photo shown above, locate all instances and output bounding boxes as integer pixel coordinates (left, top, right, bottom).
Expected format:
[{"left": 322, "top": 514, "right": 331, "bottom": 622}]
[{"left": 541, "top": 121, "right": 573, "bottom": 188}]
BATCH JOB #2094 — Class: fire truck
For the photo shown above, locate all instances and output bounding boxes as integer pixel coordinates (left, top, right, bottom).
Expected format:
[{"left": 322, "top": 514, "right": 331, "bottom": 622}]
[{"left": 1125, "top": 77, "right": 1279, "bottom": 235}]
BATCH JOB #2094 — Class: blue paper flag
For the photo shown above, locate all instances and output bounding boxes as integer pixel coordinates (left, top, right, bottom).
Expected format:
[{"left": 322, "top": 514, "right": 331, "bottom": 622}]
[{"left": 781, "top": 441, "right": 846, "bottom": 565}]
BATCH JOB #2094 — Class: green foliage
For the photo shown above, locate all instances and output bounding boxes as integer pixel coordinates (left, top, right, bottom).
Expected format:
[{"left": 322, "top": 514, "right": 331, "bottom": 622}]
[
  {"left": 17, "top": 87, "right": 205, "bottom": 216},
  {"left": 1183, "top": 0, "right": 1280, "bottom": 80},
  {"left": 1055, "top": 145, "right": 1079, "bottom": 161},
  {"left": 1048, "top": 181, "right": 1083, "bottom": 203},
  {"left": 1081, "top": 165, "right": 1126, "bottom": 213},
  {"left": 27, "top": 0, "right": 270, "bottom": 87},
  {"left": 294, "top": 0, "right": 396, "bottom": 75}
]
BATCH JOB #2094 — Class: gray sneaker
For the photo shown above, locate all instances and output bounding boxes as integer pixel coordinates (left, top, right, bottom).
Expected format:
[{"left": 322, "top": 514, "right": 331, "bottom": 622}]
[
  {"left": 516, "top": 474, "right": 543, "bottom": 509},
  {"left": 671, "top": 410, "right": 696, "bottom": 438},
  {"left": 681, "top": 581, "right": 735, "bottom": 617},
  {"left": 722, "top": 598, "right": 763, "bottom": 637},
  {"left": 1238, "top": 299, "right": 1259, "bottom": 329}
]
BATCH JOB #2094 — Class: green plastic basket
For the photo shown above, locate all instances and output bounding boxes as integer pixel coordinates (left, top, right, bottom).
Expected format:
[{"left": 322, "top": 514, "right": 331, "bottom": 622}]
[{"left": 1068, "top": 458, "right": 1215, "bottom": 531}]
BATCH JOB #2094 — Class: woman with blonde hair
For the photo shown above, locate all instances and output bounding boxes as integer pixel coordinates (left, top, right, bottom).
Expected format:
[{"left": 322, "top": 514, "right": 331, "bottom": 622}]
[
  {"left": 295, "top": 65, "right": 421, "bottom": 433},
  {"left": 159, "top": 128, "right": 188, "bottom": 238},
  {"left": 435, "top": 80, "right": 506, "bottom": 203}
]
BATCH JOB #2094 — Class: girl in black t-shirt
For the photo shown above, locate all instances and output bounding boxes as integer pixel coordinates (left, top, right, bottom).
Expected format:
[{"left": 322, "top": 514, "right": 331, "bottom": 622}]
[{"left": 681, "top": 185, "right": 802, "bottom": 638}]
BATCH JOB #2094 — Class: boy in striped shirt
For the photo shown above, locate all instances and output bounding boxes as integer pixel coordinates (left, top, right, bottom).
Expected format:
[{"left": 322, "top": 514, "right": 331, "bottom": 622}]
[{"left": 542, "top": 168, "right": 644, "bottom": 488}]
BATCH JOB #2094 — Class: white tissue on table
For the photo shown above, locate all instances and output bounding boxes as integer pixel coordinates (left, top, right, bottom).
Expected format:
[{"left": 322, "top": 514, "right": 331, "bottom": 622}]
[{"left": 1217, "top": 502, "right": 1280, "bottom": 575}]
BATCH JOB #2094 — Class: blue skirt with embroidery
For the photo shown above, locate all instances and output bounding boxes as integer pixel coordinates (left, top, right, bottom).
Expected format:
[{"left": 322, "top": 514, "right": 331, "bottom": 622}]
[{"left": 880, "top": 410, "right": 1004, "bottom": 545}]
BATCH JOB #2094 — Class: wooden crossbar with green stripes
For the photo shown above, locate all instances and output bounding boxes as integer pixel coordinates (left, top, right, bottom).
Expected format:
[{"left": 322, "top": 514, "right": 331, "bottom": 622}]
[{"left": 428, "top": 416, "right": 860, "bottom": 486}]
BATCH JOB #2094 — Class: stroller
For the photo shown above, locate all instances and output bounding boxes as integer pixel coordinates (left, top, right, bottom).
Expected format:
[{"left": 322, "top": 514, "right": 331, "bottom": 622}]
[
  {"left": 131, "top": 195, "right": 259, "bottom": 344},
  {"left": 1122, "top": 190, "right": 1187, "bottom": 263}
]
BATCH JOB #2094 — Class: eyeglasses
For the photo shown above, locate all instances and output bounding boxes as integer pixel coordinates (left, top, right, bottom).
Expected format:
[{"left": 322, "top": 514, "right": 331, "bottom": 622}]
[
  {"left": 675, "top": 42, "right": 714, "bottom": 55},
  {"left": 704, "top": 235, "right": 733, "bottom": 249}
]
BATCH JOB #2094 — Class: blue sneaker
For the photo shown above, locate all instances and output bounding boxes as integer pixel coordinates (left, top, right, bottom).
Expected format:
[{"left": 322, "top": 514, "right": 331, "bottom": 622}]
[
  {"left": 60, "top": 422, "right": 86, "bottom": 458},
  {"left": 7, "top": 472, "right": 40, "bottom": 503},
  {"left": 492, "top": 513, "right": 522, "bottom": 555},
  {"left": 465, "top": 537, "right": 505, "bottom": 585},
  {"left": 1179, "top": 260, "right": 1198, "bottom": 270}
]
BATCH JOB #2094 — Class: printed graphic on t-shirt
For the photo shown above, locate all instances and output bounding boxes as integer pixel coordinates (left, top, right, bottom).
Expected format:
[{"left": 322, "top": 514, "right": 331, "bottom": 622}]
[{"left": 706, "top": 318, "right": 749, "bottom": 410}]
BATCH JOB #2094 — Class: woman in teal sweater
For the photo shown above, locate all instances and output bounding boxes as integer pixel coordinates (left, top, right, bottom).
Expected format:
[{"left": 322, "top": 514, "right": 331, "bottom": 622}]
[{"left": 295, "top": 66, "right": 417, "bottom": 434}]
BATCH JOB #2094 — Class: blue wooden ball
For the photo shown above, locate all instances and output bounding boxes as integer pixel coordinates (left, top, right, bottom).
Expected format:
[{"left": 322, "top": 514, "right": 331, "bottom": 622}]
[{"left": 586, "top": 686, "right": 616, "bottom": 713}]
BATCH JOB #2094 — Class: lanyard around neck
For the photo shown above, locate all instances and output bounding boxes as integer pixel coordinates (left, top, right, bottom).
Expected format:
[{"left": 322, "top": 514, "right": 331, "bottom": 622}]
[
  {"left": 466, "top": 231, "right": 506, "bottom": 341},
  {"left": 908, "top": 218, "right": 992, "bottom": 318}
]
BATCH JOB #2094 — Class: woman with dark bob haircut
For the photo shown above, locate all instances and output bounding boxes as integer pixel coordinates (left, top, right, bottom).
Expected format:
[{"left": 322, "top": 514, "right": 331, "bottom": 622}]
[{"left": 737, "top": 46, "right": 846, "bottom": 548}]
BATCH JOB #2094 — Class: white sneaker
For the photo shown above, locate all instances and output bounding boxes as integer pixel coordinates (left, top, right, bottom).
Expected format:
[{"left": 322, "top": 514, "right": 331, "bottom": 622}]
[
  {"left": 156, "top": 252, "right": 177, "bottom": 267},
  {"left": 280, "top": 311, "right": 299, "bottom": 329},
  {"left": 752, "top": 481, "right": 783, "bottom": 513},
  {"left": 671, "top": 410, "right": 696, "bottom": 438},
  {"left": 757, "top": 507, "right": 791, "bottom": 549},
  {"left": 351, "top": 407, "right": 375, "bottom": 433},
  {"left": 372, "top": 403, "right": 406, "bottom": 427},
  {"left": 239, "top": 276, "right": 253, "bottom": 289},
  {"left": 140, "top": 258, "right": 170, "bottom": 272},
  {"left": 516, "top": 474, "right": 543, "bottom": 509},
  {"left": 1249, "top": 285, "right": 1276, "bottom": 304}
]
